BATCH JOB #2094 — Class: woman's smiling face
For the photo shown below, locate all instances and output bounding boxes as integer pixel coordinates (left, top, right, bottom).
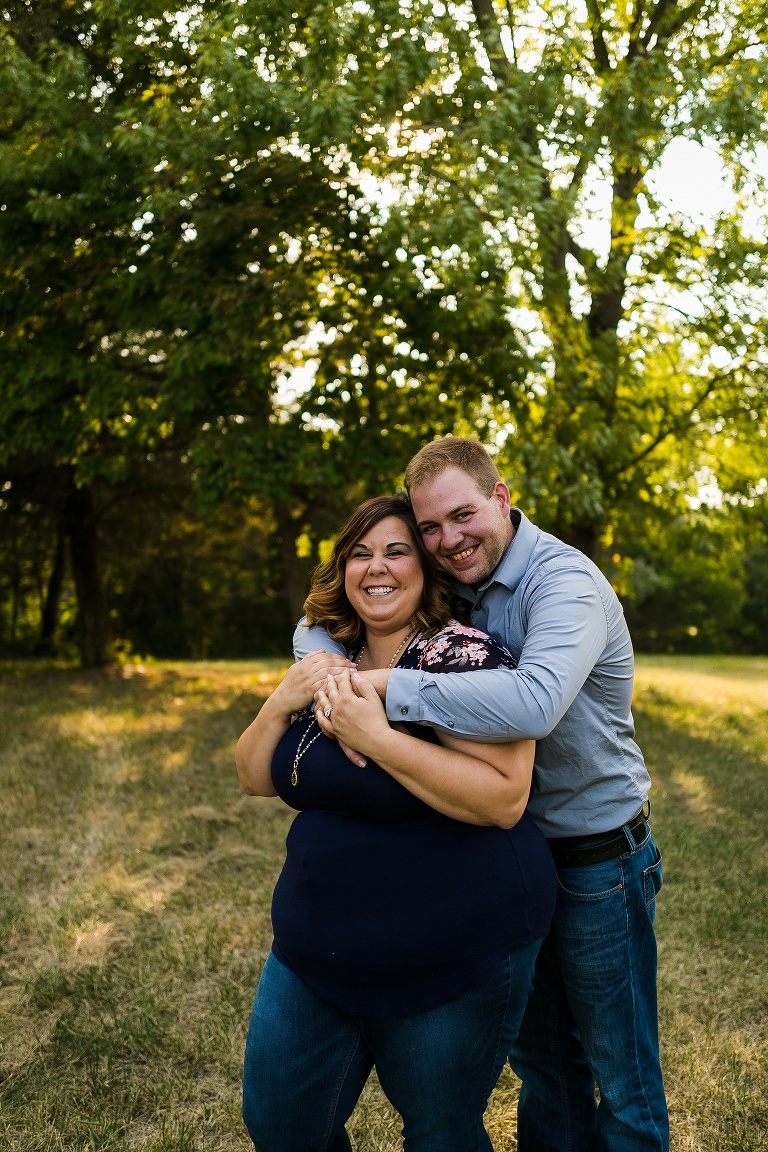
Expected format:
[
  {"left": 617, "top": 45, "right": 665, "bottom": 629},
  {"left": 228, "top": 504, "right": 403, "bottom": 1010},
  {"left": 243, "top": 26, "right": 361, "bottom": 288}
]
[{"left": 344, "top": 516, "right": 425, "bottom": 634}]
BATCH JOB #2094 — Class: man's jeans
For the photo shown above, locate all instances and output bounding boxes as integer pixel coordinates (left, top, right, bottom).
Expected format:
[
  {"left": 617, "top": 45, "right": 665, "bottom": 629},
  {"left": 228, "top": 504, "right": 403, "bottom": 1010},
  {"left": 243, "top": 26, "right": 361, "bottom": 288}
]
[
  {"left": 243, "top": 942, "right": 541, "bottom": 1151},
  {"left": 510, "top": 825, "right": 669, "bottom": 1152}
]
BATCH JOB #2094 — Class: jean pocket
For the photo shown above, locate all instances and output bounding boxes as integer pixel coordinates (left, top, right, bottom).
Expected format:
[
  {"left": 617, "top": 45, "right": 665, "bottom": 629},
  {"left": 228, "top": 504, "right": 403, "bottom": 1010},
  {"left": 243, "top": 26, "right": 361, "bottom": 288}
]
[
  {"left": 555, "top": 857, "right": 624, "bottom": 901},
  {"left": 642, "top": 846, "right": 663, "bottom": 908}
]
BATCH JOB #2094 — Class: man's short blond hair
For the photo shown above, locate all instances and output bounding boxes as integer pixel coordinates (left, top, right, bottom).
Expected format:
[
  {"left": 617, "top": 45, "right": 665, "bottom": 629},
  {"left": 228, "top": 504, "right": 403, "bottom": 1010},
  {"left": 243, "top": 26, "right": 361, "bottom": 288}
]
[{"left": 404, "top": 437, "right": 501, "bottom": 499}]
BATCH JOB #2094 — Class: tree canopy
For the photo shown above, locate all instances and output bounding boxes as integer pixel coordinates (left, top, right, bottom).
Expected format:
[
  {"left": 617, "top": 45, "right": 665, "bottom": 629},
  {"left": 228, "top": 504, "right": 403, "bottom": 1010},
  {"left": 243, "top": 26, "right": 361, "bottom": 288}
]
[{"left": 2, "top": 0, "right": 768, "bottom": 663}]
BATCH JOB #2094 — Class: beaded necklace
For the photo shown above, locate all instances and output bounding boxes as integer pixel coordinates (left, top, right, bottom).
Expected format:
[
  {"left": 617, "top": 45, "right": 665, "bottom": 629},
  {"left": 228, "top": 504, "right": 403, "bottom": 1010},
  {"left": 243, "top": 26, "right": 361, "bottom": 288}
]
[
  {"left": 291, "top": 711, "right": 324, "bottom": 786},
  {"left": 355, "top": 628, "right": 417, "bottom": 671}
]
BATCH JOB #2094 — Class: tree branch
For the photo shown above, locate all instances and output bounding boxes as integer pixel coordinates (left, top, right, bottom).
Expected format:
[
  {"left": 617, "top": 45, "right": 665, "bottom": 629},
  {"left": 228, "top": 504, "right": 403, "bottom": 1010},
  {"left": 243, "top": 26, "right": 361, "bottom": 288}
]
[
  {"left": 656, "top": 0, "right": 708, "bottom": 45},
  {"left": 623, "top": 375, "right": 725, "bottom": 472},
  {"left": 588, "top": 165, "right": 643, "bottom": 338},
  {"left": 503, "top": 0, "right": 518, "bottom": 66},
  {"left": 709, "top": 39, "right": 768, "bottom": 67},
  {"left": 566, "top": 234, "right": 599, "bottom": 275},
  {"left": 565, "top": 150, "right": 593, "bottom": 197},
  {"left": 467, "top": 0, "right": 581, "bottom": 320},
  {"left": 586, "top": 0, "right": 612, "bottom": 73},
  {"left": 469, "top": 0, "right": 512, "bottom": 87},
  {"left": 640, "top": 0, "right": 708, "bottom": 50},
  {"left": 628, "top": 0, "right": 647, "bottom": 42},
  {"left": 640, "top": 0, "right": 677, "bottom": 48}
]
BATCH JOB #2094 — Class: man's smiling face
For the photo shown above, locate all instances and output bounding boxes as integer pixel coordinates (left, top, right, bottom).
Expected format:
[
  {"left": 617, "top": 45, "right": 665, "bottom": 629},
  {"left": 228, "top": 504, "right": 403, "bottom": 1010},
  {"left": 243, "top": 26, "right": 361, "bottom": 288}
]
[{"left": 410, "top": 466, "right": 514, "bottom": 585}]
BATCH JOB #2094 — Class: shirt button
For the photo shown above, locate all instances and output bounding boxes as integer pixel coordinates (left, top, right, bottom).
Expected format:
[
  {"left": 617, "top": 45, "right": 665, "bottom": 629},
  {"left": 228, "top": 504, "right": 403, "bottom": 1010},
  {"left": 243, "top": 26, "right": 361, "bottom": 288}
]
[
  {"left": 400, "top": 707, "right": 409, "bottom": 715},
  {"left": 448, "top": 721, "right": 455, "bottom": 728}
]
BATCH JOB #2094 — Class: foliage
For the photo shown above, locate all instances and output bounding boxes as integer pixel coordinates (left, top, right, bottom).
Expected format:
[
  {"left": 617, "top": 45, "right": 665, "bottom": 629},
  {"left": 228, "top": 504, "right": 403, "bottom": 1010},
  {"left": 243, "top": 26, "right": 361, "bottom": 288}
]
[{"left": 2, "top": 0, "right": 768, "bottom": 660}]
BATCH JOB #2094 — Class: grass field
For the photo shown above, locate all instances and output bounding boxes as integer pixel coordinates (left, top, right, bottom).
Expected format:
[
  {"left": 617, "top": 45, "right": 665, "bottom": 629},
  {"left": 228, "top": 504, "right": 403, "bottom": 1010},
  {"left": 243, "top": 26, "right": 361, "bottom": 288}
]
[{"left": 1, "top": 656, "right": 766, "bottom": 1151}]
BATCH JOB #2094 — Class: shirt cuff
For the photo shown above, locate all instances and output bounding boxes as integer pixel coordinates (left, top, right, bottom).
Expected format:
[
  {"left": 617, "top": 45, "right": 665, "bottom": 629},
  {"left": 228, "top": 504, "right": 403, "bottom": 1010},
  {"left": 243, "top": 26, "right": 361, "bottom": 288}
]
[{"left": 385, "top": 668, "right": 424, "bottom": 723}]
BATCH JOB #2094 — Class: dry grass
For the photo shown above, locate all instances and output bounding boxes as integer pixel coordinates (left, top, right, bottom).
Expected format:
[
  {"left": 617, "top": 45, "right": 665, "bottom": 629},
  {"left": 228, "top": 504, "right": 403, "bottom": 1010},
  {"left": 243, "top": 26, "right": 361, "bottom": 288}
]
[
  {"left": 633, "top": 657, "right": 768, "bottom": 1152},
  {"left": 0, "top": 656, "right": 766, "bottom": 1150}
]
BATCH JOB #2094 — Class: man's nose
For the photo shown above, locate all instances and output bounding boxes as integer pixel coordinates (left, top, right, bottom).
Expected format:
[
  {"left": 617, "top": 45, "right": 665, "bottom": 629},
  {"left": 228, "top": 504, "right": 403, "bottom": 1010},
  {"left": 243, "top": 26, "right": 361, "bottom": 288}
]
[{"left": 440, "top": 524, "right": 464, "bottom": 551}]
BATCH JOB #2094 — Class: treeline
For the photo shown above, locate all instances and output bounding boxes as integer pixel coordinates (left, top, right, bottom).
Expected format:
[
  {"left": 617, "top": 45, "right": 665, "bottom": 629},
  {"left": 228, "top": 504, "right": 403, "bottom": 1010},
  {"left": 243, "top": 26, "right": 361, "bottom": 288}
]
[
  {"left": 2, "top": 0, "right": 767, "bottom": 664},
  {"left": 3, "top": 457, "right": 768, "bottom": 660}
]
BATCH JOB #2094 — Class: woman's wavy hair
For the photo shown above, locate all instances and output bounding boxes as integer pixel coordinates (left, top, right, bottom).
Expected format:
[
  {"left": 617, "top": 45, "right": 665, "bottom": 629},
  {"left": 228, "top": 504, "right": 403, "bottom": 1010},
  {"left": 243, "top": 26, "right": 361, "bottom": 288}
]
[{"left": 303, "top": 495, "right": 455, "bottom": 652}]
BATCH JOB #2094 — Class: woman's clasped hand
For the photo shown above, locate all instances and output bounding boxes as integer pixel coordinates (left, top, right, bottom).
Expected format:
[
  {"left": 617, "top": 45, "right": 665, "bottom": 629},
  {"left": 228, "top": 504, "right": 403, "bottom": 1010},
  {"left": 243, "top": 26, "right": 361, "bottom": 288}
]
[
  {"left": 314, "top": 668, "right": 391, "bottom": 750},
  {"left": 283, "top": 651, "right": 354, "bottom": 716}
]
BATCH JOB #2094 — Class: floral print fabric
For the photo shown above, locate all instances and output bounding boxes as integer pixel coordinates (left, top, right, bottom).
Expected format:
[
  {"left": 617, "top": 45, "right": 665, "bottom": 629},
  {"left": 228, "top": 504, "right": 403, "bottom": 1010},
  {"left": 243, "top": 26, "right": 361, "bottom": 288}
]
[{"left": 400, "top": 621, "right": 517, "bottom": 673}]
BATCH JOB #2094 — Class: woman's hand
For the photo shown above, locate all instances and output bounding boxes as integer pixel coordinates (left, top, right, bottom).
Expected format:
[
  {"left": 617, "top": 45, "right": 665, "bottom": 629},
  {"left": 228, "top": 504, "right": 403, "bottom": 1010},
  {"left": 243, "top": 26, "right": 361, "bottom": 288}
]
[
  {"left": 236, "top": 651, "right": 352, "bottom": 797},
  {"left": 272, "top": 651, "right": 353, "bottom": 721},
  {"left": 314, "top": 670, "right": 390, "bottom": 756}
]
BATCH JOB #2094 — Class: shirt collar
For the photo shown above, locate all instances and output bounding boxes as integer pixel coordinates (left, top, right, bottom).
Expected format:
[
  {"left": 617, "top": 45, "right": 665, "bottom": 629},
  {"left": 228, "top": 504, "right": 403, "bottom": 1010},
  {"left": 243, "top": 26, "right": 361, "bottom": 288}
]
[{"left": 455, "top": 509, "right": 537, "bottom": 603}]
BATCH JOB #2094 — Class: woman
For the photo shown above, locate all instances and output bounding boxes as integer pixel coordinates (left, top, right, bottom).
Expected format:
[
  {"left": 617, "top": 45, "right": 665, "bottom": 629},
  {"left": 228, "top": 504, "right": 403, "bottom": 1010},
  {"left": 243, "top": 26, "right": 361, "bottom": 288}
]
[{"left": 236, "top": 496, "right": 556, "bottom": 1151}]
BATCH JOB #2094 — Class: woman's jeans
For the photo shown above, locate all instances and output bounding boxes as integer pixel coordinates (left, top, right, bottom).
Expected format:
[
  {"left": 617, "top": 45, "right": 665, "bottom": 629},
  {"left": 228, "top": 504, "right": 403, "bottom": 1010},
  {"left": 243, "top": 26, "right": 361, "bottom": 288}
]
[
  {"left": 243, "top": 942, "right": 542, "bottom": 1151},
  {"left": 510, "top": 826, "right": 669, "bottom": 1152}
]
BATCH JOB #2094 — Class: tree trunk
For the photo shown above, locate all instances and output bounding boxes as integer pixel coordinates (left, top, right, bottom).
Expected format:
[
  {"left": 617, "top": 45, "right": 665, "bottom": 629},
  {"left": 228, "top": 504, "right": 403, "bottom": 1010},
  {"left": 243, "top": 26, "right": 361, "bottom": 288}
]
[
  {"left": 273, "top": 499, "right": 310, "bottom": 625},
  {"left": 34, "top": 524, "right": 67, "bottom": 655},
  {"left": 64, "top": 484, "right": 113, "bottom": 668},
  {"left": 10, "top": 525, "right": 20, "bottom": 643}
]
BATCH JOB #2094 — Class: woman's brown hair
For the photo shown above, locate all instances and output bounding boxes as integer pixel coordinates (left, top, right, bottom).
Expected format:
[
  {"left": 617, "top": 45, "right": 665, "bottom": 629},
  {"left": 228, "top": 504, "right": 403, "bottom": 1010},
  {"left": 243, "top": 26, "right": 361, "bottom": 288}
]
[{"left": 303, "top": 496, "right": 454, "bottom": 652}]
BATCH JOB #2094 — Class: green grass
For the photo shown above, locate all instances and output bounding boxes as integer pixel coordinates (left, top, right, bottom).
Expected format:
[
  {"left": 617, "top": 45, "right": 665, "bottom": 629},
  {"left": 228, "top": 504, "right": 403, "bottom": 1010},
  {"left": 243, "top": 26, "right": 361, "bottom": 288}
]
[{"left": 1, "top": 657, "right": 766, "bottom": 1151}]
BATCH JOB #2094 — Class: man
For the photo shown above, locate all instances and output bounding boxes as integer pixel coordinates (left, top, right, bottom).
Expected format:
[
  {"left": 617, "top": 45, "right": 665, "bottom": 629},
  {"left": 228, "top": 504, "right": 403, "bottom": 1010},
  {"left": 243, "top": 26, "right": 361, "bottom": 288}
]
[{"left": 295, "top": 436, "right": 669, "bottom": 1152}]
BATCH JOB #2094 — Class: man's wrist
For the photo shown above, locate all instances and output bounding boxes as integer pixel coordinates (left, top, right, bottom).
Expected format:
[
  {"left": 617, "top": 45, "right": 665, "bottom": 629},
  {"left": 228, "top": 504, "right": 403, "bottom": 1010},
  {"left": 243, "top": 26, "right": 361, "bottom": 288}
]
[
  {"left": 357, "top": 668, "right": 390, "bottom": 700},
  {"left": 384, "top": 666, "right": 420, "bottom": 724}
]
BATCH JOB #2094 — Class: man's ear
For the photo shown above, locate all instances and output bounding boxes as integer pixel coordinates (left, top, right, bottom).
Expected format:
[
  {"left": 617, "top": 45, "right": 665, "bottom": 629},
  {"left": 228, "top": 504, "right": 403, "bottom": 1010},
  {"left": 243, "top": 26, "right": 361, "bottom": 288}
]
[{"left": 493, "top": 480, "right": 512, "bottom": 518}]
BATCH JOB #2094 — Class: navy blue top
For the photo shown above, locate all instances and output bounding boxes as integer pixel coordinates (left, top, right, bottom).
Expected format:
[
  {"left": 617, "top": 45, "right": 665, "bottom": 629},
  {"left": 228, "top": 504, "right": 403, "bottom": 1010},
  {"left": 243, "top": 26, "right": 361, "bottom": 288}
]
[{"left": 270, "top": 624, "right": 557, "bottom": 1018}]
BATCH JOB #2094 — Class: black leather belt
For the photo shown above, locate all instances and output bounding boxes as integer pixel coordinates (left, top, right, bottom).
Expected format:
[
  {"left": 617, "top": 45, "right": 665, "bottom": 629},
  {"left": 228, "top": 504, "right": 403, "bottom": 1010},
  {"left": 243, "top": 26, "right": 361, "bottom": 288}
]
[{"left": 547, "top": 801, "right": 651, "bottom": 867}]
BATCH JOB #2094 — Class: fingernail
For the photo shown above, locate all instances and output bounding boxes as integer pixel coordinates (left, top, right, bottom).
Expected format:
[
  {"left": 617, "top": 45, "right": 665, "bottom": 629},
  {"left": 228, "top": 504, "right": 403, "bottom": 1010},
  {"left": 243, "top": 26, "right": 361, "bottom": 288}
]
[
  {"left": 357, "top": 759, "right": 366, "bottom": 767},
  {"left": 353, "top": 672, "right": 361, "bottom": 680}
]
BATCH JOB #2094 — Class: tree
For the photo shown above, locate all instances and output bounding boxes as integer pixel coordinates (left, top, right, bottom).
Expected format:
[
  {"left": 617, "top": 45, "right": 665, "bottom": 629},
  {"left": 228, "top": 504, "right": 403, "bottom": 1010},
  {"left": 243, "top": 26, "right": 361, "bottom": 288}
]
[
  {"left": 4, "top": 0, "right": 768, "bottom": 662},
  {"left": 0, "top": 1, "right": 186, "bottom": 663},
  {"left": 0, "top": 1, "right": 344, "bottom": 656},
  {"left": 237, "top": 0, "right": 768, "bottom": 555}
]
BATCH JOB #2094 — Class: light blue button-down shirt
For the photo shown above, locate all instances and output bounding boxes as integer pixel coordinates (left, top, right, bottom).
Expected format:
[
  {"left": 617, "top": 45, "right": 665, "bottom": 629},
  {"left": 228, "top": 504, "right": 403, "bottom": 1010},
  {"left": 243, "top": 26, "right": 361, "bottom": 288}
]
[{"left": 294, "top": 510, "right": 651, "bottom": 837}]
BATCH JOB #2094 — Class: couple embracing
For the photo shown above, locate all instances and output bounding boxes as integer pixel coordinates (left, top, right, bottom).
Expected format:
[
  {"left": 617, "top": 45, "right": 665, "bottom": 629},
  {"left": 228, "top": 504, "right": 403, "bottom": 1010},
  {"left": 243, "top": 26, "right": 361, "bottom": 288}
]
[{"left": 236, "top": 436, "right": 669, "bottom": 1152}]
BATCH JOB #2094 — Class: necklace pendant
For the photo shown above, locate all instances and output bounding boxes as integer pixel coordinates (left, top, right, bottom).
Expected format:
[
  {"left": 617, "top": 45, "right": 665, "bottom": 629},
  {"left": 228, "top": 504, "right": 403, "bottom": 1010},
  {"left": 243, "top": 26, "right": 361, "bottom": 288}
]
[{"left": 291, "top": 759, "right": 299, "bottom": 787}]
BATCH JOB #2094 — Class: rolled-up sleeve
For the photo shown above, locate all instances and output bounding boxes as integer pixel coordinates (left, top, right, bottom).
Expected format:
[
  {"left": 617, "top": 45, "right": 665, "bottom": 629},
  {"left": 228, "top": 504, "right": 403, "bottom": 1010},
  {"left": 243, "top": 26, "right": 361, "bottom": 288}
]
[
  {"left": 386, "top": 568, "right": 608, "bottom": 741},
  {"left": 293, "top": 618, "right": 346, "bottom": 660}
]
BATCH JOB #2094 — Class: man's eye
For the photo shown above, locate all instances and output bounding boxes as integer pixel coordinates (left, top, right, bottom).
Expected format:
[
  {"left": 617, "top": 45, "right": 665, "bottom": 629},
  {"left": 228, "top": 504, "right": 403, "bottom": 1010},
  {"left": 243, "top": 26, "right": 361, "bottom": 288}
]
[{"left": 420, "top": 524, "right": 437, "bottom": 534}]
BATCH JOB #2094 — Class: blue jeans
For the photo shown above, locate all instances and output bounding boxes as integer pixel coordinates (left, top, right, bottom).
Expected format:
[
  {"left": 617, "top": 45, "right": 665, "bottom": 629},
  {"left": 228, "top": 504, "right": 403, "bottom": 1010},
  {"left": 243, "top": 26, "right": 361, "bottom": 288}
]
[
  {"left": 243, "top": 942, "right": 542, "bottom": 1151},
  {"left": 510, "top": 824, "right": 668, "bottom": 1152}
]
